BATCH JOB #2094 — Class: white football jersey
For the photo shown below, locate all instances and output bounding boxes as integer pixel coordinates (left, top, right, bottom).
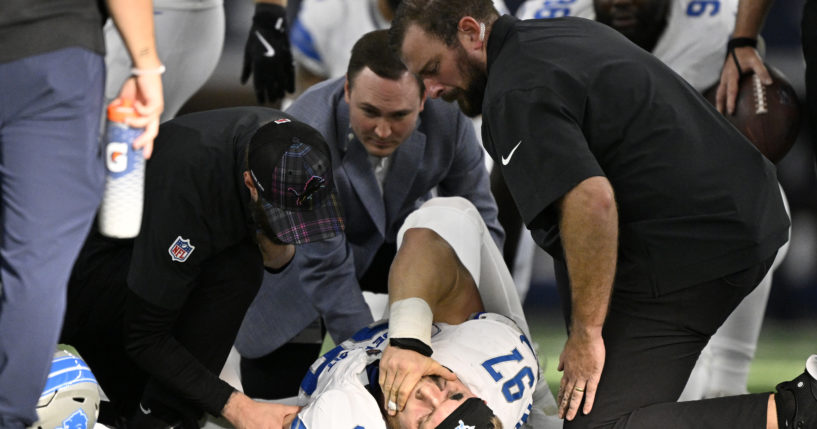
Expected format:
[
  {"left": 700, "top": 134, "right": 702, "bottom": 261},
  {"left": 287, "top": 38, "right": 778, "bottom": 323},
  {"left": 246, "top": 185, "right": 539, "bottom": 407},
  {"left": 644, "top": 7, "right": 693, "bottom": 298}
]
[
  {"left": 294, "top": 314, "right": 538, "bottom": 429},
  {"left": 653, "top": 0, "right": 738, "bottom": 91},
  {"left": 515, "top": 0, "right": 594, "bottom": 20},
  {"left": 291, "top": 0, "right": 390, "bottom": 79},
  {"left": 290, "top": 0, "right": 510, "bottom": 79},
  {"left": 515, "top": 0, "right": 737, "bottom": 91}
]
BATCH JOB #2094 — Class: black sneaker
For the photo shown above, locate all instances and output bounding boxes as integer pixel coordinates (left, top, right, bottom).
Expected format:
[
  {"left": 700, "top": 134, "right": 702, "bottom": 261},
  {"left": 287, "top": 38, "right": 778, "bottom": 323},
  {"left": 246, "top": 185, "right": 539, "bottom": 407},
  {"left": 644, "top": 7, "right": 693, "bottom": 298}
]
[{"left": 776, "top": 355, "right": 817, "bottom": 429}]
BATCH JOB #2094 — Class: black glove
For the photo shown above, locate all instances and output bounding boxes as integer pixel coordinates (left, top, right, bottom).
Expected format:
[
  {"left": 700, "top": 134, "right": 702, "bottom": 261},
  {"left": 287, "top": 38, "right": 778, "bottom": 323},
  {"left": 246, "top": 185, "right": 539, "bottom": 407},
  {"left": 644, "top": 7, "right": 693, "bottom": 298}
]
[{"left": 240, "top": 3, "right": 295, "bottom": 105}]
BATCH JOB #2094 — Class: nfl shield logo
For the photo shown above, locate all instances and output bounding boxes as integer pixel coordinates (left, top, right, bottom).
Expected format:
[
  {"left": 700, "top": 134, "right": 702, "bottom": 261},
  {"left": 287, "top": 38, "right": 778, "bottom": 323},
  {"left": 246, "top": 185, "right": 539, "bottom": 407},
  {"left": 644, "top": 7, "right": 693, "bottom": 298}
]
[
  {"left": 168, "top": 236, "right": 195, "bottom": 262},
  {"left": 274, "top": 118, "right": 291, "bottom": 124}
]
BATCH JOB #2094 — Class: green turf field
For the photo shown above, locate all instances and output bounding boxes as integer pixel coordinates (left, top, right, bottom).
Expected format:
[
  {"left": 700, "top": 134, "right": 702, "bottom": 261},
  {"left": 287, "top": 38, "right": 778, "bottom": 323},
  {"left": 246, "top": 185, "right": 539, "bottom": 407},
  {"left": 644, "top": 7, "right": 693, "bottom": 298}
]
[{"left": 528, "top": 314, "right": 815, "bottom": 397}]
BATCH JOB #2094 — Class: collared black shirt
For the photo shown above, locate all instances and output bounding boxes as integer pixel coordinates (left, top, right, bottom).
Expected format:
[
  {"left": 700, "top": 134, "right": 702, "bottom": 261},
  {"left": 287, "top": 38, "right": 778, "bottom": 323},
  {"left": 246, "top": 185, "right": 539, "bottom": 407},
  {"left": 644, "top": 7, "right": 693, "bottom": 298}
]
[{"left": 482, "top": 15, "right": 789, "bottom": 294}]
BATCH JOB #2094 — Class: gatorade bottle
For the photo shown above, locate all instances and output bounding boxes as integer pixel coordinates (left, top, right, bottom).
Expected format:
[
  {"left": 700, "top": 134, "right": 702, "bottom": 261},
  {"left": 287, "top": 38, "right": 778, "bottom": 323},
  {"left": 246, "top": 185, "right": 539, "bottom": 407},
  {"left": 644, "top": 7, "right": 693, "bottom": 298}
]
[{"left": 98, "top": 99, "right": 146, "bottom": 238}]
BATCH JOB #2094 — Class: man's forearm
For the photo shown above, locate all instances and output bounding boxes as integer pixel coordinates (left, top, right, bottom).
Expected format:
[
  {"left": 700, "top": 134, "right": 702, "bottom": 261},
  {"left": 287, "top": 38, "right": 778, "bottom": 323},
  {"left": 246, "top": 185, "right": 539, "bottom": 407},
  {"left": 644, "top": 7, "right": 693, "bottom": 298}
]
[
  {"left": 558, "top": 176, "right": 618, "bottom": 336},
  {"left": 732, "top": 0, "right": 774, "bottom": 38},
  {"left": 106, "top": 0, "right": 161, "bottom": 69}
]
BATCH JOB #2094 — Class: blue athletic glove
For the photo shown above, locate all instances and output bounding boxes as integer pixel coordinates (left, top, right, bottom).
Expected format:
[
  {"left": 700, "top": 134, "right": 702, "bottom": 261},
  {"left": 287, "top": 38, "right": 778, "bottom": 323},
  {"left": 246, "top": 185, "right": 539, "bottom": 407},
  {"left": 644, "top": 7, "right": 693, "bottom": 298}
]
[{"left": 241, "top": 3, "right": 295, "bottom": 105}]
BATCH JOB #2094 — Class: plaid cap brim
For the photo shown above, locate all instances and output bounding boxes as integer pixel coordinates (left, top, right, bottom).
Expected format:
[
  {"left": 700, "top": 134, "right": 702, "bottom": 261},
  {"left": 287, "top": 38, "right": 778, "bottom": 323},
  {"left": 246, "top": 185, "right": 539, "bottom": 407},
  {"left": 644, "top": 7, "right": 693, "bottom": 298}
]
[{"left": 262, "top": 190, "right": 345, "bottom": 244}]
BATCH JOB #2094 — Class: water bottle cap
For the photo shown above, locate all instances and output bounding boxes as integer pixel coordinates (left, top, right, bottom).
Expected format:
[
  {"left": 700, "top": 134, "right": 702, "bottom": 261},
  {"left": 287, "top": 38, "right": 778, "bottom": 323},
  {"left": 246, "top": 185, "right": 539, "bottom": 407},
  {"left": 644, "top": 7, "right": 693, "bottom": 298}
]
[{"left": 107, "top": 99, "right": 138, "bottom": 122}]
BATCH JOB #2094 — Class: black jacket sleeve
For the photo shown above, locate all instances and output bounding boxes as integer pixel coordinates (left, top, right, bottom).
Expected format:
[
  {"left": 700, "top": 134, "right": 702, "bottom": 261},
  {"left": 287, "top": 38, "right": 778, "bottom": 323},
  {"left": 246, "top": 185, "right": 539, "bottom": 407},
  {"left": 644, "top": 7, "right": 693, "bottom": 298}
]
[{"left": 123, "top": 290, "right": 235, "bottom": 416}]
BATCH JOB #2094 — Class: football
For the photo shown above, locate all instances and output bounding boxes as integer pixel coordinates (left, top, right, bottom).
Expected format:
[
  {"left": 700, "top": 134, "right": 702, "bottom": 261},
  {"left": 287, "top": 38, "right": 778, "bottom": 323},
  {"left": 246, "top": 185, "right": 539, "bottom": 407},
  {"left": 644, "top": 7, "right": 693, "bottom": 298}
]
[{"left": 704, "top": 65, "right": 801, "bottom": 164}]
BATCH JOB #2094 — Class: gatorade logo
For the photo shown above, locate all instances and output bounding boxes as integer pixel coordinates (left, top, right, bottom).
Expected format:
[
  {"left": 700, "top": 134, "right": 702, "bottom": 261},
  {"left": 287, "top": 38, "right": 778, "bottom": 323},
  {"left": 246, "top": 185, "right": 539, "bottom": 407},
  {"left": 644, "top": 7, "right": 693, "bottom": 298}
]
[{"left": 106, "top": 142, "right": 129, "bottom": 173}]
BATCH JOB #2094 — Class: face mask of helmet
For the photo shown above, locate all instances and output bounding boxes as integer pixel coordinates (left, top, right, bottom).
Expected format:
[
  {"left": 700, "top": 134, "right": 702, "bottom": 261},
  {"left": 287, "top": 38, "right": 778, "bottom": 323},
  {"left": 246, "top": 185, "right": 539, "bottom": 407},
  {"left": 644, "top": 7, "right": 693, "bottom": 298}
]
[{"left": 28, "top": 349, "right": 100, "bottom": 429}]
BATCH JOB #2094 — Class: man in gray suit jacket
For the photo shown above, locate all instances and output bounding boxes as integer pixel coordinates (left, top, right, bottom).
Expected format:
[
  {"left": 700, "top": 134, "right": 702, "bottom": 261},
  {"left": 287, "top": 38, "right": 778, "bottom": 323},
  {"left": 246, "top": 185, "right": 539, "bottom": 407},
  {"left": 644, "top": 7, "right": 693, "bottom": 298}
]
[{"left": 234, "top": 30, "right": 503, "bottom": 399}]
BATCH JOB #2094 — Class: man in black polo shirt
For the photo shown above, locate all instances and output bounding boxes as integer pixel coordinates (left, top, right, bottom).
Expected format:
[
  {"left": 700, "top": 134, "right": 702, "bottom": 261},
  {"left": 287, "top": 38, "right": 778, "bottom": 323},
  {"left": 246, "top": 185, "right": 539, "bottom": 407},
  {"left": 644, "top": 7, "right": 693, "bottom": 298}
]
[
  {"left": 60, "top": 108, "right": 344, "bottom": 429},
  {"left": 384, "top": 1, "right": 817, "bottom": 428}
]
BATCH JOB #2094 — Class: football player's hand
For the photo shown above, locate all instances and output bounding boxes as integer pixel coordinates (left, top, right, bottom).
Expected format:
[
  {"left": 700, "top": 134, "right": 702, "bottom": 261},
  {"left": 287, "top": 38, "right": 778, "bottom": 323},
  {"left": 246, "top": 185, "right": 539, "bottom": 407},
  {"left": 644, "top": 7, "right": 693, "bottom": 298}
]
[
  {"left": 557, "top": 330, "right": 605, "bottom": 421},
  {"left": 379, "top": 345, "right": 456, "bottom": 416},
  {"left": 716, "top": 47, "right": 771, "bottom": 115},
  {"left": 241, "top": 2, "right": 295, "bottom": 105}
]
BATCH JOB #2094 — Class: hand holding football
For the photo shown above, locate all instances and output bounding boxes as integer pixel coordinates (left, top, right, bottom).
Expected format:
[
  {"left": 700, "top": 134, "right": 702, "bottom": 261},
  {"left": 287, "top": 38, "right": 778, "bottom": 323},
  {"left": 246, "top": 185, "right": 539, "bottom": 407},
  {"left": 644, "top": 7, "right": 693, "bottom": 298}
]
[{"left": 704, "top": 65, "right": 801, "bottom": 164}]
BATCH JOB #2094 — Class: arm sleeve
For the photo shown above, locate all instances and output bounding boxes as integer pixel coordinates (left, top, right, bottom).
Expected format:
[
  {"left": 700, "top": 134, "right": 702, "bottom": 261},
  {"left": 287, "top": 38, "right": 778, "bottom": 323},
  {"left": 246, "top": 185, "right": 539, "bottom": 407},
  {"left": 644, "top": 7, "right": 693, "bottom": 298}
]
[
  {"left": 489, "top": 86, "right": 604, "bottom": 229},
  {"left": 127, "top": 133, "right": 218, "bottom": 309},
  {"left": 298, "top": 234, "right": 375, "bottom": 343},
  {"left": 436, "top": 111, "right": 505, "bottom": 249},
  {"left": 123, "top": 290, "right": 235, "bottom": 416}
]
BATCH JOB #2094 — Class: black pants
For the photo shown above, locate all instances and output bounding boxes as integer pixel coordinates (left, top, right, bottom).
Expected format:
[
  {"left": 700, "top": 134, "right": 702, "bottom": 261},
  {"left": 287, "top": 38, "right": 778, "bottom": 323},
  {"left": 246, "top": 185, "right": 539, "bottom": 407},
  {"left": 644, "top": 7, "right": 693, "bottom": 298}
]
[
  {"left": 555, "top": 256, "right": 775, "bottom": 429},
  {"left": 61, "top": 229, "right": 263, "bottom": 427}
]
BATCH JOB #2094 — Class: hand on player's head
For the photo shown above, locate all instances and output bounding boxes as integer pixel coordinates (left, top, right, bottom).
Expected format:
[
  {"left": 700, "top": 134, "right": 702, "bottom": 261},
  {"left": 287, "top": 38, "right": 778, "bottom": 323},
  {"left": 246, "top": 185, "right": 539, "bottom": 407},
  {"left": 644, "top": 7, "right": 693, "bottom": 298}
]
[
  {"left": 379, "top": 346, "right": 457, "bottom": 416},
  {"left": 390, "top": 375, "right": 477, "bottom": 429}
]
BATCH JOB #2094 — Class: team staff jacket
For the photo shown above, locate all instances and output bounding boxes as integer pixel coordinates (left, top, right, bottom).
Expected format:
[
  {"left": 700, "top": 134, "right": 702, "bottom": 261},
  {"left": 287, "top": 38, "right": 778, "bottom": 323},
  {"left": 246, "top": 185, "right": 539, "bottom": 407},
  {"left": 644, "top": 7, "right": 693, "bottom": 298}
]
[
  {"left": 236, "top": 78, "right": 503, "bottom": 357},
  {"left": 125, "top": 107, "right": 291, "bottom": 416},
  {"left": 482, "top": 16, "right": 790, "bottom": 295}
]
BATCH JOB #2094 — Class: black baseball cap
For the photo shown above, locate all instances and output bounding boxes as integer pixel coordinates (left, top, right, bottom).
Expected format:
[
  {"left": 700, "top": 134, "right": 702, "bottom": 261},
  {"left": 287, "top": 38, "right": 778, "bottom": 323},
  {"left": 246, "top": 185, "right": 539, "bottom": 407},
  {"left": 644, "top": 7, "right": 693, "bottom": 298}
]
[{"left": 248, "top": 118, "right": 344, "bottom": 244}]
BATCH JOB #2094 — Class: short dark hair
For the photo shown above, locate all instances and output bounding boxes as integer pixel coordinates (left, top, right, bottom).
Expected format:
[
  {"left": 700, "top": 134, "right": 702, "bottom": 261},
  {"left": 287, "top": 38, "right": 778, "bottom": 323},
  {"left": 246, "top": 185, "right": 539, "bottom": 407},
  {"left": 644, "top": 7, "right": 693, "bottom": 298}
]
[
  {"left": 389, "top": 0, "right": 500, "bottom": 51},
  {"left": 347, "top": 29, "right": 424, "bottom": 98}
]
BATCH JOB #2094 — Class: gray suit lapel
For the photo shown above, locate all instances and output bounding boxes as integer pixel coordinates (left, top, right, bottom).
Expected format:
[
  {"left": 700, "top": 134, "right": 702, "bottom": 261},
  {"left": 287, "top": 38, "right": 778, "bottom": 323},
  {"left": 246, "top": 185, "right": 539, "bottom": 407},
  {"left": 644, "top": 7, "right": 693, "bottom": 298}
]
[{"left": 336, "top": 102, "right": 387, "bottom": 236}]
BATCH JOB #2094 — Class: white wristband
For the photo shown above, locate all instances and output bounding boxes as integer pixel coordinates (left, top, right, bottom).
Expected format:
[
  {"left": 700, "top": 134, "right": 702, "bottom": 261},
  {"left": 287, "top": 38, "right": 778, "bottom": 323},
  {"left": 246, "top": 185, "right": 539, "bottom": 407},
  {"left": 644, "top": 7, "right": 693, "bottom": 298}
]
[
  {"left": 388, "top": 297, "right": 433, "bottom": 346},
  {"left": 131, "top": 64, "right": 166, "bottom": 76}
]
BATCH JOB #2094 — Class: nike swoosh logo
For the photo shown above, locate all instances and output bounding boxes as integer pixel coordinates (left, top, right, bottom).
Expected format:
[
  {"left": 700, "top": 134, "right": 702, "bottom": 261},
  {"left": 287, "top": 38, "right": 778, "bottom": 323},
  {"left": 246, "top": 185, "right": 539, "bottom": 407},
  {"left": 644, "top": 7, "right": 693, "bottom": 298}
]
[
  {"left": 139, "top": 403, "right": 151, "bottom": 415},
  {"left": 501, "top": 140, "right": 523, "bottom": 165},
  {"left": 255, "top": 31, "right": 276, "bottom": 57}
]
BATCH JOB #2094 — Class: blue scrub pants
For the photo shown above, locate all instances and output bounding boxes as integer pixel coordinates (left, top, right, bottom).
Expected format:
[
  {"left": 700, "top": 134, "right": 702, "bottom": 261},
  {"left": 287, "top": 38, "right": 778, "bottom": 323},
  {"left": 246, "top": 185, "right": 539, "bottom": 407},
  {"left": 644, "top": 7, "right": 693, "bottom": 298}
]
[{"left": 0, "top": 47, "right": 105, "bottom": 428}]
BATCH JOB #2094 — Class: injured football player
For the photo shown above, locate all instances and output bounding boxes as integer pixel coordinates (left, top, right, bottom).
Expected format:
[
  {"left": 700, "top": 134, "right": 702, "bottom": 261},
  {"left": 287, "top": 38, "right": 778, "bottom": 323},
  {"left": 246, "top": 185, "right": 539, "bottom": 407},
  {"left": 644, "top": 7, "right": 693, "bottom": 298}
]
[{"left": 291, "top": 197, "right": 562, "bottom": 429}]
